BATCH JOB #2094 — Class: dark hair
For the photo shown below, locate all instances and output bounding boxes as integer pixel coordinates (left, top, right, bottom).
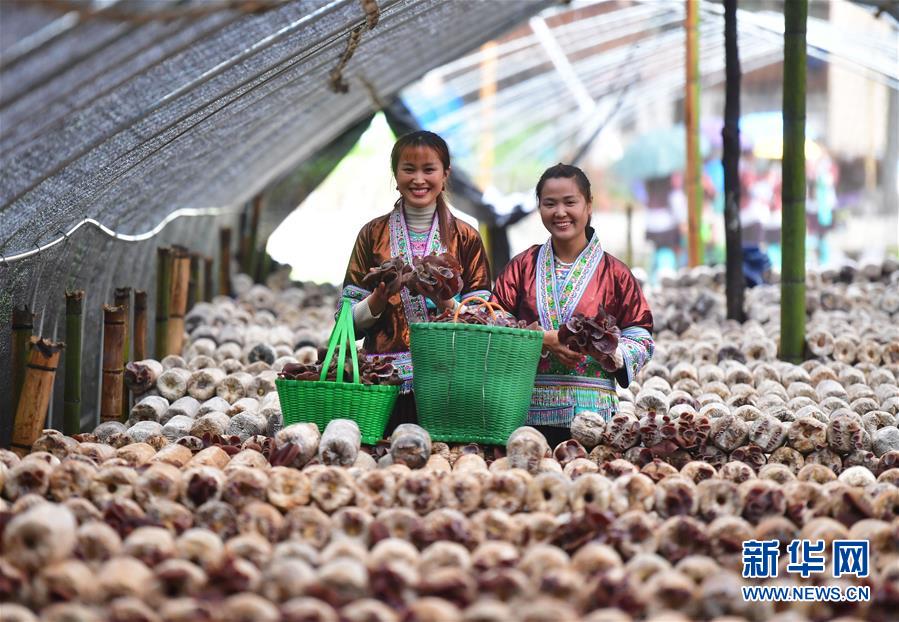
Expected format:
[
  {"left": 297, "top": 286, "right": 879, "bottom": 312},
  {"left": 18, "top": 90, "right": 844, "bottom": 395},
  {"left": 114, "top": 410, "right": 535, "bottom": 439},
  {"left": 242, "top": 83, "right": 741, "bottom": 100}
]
[
  {"left": 536, "top": 163, "right": 592, "bottom": 202},
  {"left": 391, "top": 131, "right": 450, "bottom": 174},
  {"left": 391, "top": 131, "right": 456, "bottom": 246},
  {"left": 536, "top": 163, "right": 594, "bottom": 232}
]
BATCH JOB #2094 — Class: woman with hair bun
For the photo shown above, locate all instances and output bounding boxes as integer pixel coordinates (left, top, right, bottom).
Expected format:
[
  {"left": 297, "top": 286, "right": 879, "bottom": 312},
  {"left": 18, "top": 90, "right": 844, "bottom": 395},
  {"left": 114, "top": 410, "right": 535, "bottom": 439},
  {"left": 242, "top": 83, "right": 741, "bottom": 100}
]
[
  {"left": 342, "top": 131, "right": 491, "bottom": 433},
  {"left": 491, "top": 163, "right": 654, "bottom": 445}
]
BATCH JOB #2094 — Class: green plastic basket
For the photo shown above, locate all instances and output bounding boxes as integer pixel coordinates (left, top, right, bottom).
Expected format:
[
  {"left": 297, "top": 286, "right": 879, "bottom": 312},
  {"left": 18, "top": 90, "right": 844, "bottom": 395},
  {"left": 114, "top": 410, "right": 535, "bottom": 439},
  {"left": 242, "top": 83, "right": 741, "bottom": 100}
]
[
  {"left": 276, "top": 299, "right": 399, "bottom": 445},
  {"left": 410, "top": 297, "right": 544, "bottom": 445}
]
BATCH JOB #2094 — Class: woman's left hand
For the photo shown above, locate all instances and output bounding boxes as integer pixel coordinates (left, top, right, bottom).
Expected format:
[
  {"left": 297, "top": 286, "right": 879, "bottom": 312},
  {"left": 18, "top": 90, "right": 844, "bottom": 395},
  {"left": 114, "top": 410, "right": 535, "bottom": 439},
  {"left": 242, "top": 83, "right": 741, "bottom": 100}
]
[{"left": 543, "top": 330, "right": 582, "bottom": 368}]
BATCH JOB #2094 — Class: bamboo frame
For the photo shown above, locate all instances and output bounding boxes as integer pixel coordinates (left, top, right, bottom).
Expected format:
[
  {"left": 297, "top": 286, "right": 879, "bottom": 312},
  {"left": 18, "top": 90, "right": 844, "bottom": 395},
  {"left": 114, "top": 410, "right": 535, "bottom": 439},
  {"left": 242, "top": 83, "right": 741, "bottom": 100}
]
[
  {"left": 219, "top": 227, "right": 232, "bottom": 296},
  {"left": 780, "top": 0, "right": 808, "bottom": 363},
  {"left": 167, "top": 246, "right": 191, "bottom": 356},
  {"left": 133, "top": 290, "right": 148, "bottom": 360},
  {"left": 238, "top": 206, "right": 249, "bottom": 274},
  {"left": 188, "top": 253, "right": 201, "bottom": 309},
  {"left": 204, "top": 257, "right": 214, "bottom": 302},
  {"left": 101, "top": 305, "right": 126, "bottom": 423},
  {"left": 723, "top": 0, "right": 746, "bottom": 322},
  {"left": 477, "top": 41, "right": 498, "bottom": 262},
  {"left": 12, "top": 338, "right": 64, "bottom": 456},
  {"left": 258, "top": 240, "right": 272, "bottom": 284},
  {"left": 247, "top": 196, "right": 262, "bottom": 279},
  {"left": 11, "top": 305, "right": 34, "bottom": 415},
  {"left": 114, "top": 286, "right": 132, "bottom": 420},
  {"left": 625, "top": 203, "right": 633, "bottom": 267},
  {"left": 64, "top": 290, "right": 84, "bottom": 435},
  {"left": 684, "top": 0, "right": 703, "bottom": 267},
  {"left": 155, "top": 247, "right": 173, "bottom": 359}
]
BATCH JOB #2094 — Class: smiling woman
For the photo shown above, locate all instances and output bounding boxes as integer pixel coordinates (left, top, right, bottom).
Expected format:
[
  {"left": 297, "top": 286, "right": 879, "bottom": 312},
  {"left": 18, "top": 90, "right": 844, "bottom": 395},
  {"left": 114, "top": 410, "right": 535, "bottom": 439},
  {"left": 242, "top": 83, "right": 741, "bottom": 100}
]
[
  {"left": 340, "top": 131, "right": 492, "bottom": 435},
  {"left": 491, "top": 163, "right": 655, "bottom": 445}
]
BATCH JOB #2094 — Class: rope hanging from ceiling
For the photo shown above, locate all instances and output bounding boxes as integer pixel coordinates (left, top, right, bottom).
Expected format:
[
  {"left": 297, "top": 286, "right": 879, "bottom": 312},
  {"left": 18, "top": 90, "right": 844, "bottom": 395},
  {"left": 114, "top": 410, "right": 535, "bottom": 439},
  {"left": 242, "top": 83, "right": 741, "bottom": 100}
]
[{"left": 328, "top": 0, "right": 380, "bottom": 93}]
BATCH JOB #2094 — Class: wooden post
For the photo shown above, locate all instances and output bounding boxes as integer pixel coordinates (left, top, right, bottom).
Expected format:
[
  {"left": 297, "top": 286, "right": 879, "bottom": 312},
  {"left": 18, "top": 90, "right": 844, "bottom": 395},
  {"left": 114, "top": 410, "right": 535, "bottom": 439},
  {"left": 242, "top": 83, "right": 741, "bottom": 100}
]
[
  {"left": 258, "top": 242, "right": 272, "bottom": 284},
  {"left": 203, "top": 257, "right": 214, "bottom": 302},
  {"left": 64, "top": 291, "right": 84, "bottom": 435},
  {"left": 625, "top": 203, "right": 634, "bottom": 267},
  {"left": 155, "top": 247, "right": 173, "bottom": 360},
  {"left": 133, "top": 290, "right": 148, "bottom": 361},
  {"left": 188, "top": 253, "right": 201, "bottom": 310},
  {"left": 219, "top": 227, "right": 232, "bottom": 297},
  {"left": 238, "top": 206, "right": 249, "bottom": 275},
  {"left": 780, "top": 0, "right": 808, "bottom": 363},
  {"left": 11, "top": 338, "right": 64, "bottom": 456},
  {"left": 685, "top": 0, "right": 703, "bottom": 267},
  {"left": 114, "top": 287, "right": 132, "bottom": 420},
  {"left": 101, "top": 305, "right": 126, "bottom": 423},
  {"left": 885, "top": 86, "right": 899, "bottom": 218},
  {"left": 167, "top": 247, "right": 191, "bottom": 356},
  {"left": 247, "top": 196, "right": 262, "bottom": 280},
  {"left": 477, "top": 41, "right": 498, "bottom": 263},
  {"left": 11, "top": 305, "right": 34, "bottom": 415},
  {"left": 723, "top": 0, "right": 746, "bottom": 322},
  {"left": 114, "top": 288, "right": 132, "bottom": 362}
]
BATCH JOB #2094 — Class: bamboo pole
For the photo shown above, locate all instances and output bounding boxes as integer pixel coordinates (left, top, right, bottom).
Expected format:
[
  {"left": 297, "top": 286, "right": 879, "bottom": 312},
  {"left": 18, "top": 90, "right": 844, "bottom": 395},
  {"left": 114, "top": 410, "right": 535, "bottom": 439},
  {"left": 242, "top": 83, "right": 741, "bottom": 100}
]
[
  {"left": 155, "top": 247, "right": 173, "bottom": 360},
  {"left": 258, "top": 242, "right": 272, "bottom": 284},
  {"left": 625, "top": 203, "right": 634, "bottom": 267},
  {"left": 780, "top": 0, "right": 808, "bottom": 363},
  {"left": 101, "top": 305, "right": 126, "bottom": 423},
  {"left": 238, "top": 206, "right": 249, "bottom": 275},
  {"left": 11, "top": 338, "right": 64, "bottom": 456},
  {"left": 247, "top": 196, "right": 262, "bottom": 279},
  {"left": 167, "top": 247, "right": 191, "bottom": 356},
  {"left": 723, "top": 0, "right": 745, "bottom": 322},
  {"left": 204, "top": 257, "right": 214, "bottom": 302},
  {"left": 188, "top": 253, "right": 201, "bottom": 309},
  {"left": 114, "top": 287, "right": 132, "bottom": 420},
  {"left": 219, "top": 227, "right": 232, "bottom": 297},
  {"left": 63, "top": 290, "right": 84, "bottom": 435},
  {"left": 11, "top": 305, "right": 34, "bottom": 415},
  {"left": 885, "top": 86, "right": 899, "bottom": 219},
  {"left": 133, "top": 290, "right": 148, "bottom": 360},
  {"left": 476, "top": 41, "right": 498, "bottom": 264},
  {"left": 684, "top": 0, "right": 703, "bottom": 267}
]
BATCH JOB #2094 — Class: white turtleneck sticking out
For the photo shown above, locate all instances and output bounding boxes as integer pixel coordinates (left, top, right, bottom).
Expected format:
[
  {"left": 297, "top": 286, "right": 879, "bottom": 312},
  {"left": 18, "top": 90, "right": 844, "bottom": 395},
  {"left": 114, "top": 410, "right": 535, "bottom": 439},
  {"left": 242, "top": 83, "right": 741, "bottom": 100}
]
[{"left": 403, "top": 202, "right": 436, "bottom": 232}]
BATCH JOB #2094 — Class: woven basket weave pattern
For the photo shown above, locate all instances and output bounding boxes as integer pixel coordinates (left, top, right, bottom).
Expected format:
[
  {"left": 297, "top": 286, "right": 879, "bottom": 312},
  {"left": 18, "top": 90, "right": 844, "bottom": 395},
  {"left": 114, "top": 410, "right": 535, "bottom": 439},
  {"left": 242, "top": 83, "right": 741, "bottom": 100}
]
[{"left": 410, "top": 322, "right": 543, "bottom": 445}]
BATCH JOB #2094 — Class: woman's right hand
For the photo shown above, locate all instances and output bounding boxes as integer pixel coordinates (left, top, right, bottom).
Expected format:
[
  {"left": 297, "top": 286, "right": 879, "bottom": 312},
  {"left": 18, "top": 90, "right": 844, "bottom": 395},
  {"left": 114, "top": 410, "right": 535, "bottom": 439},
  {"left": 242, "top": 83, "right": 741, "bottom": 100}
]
[
  {"left": 542, "top": 330, "right": 582, "bottom": 368},
  {"left": 368, "top": 282, "right": 390, "bottom": 316}
]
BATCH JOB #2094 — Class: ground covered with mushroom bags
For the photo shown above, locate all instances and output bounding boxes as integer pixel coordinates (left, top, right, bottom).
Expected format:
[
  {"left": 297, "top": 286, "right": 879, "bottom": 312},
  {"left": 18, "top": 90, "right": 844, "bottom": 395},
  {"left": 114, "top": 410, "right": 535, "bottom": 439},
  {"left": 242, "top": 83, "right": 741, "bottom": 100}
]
[{"left": 1, "top": 261, "right": 899, "bottom": 622}]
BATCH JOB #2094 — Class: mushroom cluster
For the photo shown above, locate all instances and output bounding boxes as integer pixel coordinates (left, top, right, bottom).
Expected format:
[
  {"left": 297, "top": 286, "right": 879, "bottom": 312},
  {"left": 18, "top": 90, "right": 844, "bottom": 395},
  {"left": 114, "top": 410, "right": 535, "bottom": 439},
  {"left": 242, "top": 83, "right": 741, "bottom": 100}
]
[
  {"left": 430, "top": 304, "right": 537, "bottom": 328},
  {"left": 559, "top": 308, "right": 621, "bottom": 370},
  {"left": 278, "top": 356, "right": 403, "bottom": 386},
  {"left": 361, "top": 253, "right": 464, "bottom": 302}
]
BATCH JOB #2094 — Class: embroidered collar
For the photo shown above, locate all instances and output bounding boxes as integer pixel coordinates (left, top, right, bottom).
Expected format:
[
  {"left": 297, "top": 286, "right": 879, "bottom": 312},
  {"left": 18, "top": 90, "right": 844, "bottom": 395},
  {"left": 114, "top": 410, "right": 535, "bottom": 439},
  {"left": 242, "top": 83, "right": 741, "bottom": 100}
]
[{"left": 535, "top": 232, "right": 604, "bottom": 330}]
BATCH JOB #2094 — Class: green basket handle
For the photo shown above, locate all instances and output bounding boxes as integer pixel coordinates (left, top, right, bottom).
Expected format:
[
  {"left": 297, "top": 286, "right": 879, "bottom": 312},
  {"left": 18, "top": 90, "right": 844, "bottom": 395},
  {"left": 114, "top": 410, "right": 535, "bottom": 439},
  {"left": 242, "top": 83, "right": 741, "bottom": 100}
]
[
  {"left": 319, "top": 299, "right": 361, "bottom": 384},
  {"left": 342, "top": 297, "right": 360, "bottom": 384}
]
